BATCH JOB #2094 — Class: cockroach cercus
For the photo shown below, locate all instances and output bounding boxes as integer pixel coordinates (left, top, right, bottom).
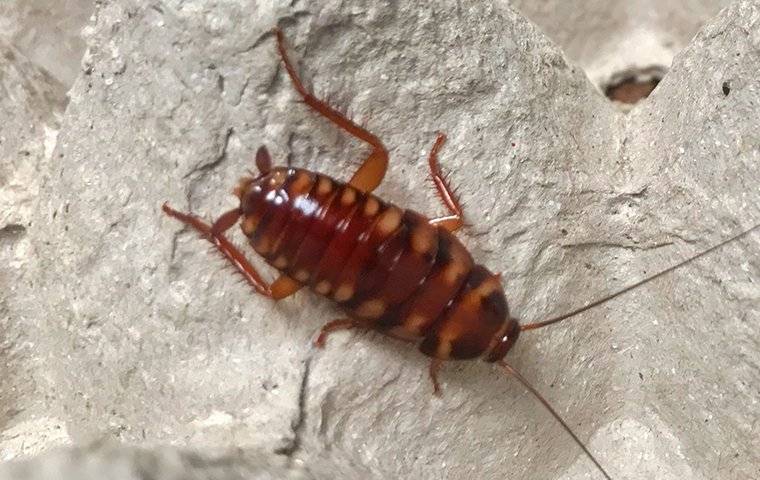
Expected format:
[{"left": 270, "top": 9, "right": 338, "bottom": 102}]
[{"left": 162, "top": 27, "right": 760, "bottom": 479}]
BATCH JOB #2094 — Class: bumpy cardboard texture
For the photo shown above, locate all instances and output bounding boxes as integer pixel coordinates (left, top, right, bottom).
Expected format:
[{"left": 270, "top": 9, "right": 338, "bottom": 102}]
[{"left": 1, "top": 1, "right": 758, "bottom": 479}]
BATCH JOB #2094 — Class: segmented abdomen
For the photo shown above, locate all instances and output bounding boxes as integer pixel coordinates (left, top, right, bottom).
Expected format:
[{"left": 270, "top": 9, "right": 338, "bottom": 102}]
[{"left": 241, "top": 167, "right": 508, "bottom": 361}]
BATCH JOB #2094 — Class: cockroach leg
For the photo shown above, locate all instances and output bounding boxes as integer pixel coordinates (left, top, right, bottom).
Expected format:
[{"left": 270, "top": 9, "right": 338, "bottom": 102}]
[
  {"left": 429, "top": 358, "right": 444, "bottom": 396},
  {"left": 348, "top": 148, "right": 389, "bottom": 195},
  {"left": 274, "top": 27, "right": 389, "bottom": 193},
  {"left": 426, "top": 133, "right": 465, "bottom": 232},
  {"left": 314, "top": 318, "right": 359, "bottom": 348},
  {"left": 162, "top": 203, "right": 274, "bottom": 298},
  {"left": 270, "top": 274, "right": 302, "bottom": 300}
]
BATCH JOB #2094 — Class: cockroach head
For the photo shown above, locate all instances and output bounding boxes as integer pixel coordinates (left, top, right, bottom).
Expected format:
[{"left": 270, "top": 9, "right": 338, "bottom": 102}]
[
  {"left": 234, "top": 166, "right": 290, "bottom": 214},
  {"left": 484, "top": 316, "right": 521, "bottom": 363},
  {"left": 233, "top": 145, "right": 289, "bottom": 213},
  {"left": 232, "top": 145, "right": 276, "bottom": 195}
]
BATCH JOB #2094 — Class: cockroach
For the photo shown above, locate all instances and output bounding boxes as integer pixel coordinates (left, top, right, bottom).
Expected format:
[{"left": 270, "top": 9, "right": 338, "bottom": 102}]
[{"left": 162, "top": 27, "right": 759, "bottom": 480}]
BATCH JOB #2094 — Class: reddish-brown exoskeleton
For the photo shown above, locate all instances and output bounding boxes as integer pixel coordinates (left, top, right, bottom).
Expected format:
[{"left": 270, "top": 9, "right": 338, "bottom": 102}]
[
  {"left": 163, "top": 27, "right": 759, "bottom": 480},
  {"left": 163, "top": 28, "right": 521, "bottom": 381}
]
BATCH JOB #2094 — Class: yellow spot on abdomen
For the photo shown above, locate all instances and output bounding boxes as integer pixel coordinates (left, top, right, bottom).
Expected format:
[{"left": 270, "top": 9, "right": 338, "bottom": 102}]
[
  {"left": 376, "top": 207, "right": 402, "bottom": 235},
  {"left": 444, "top": 261, "right": 466, "bottom": 284},
  {"left": 355, "top": 299, "right": 386, "bottom": 318},
  {"left": 334, "top": 284, "right": 354, "bottom": 302},
  {"left": 364, "top": 197, "right": 380, "bottom": 216},
  {"left": 404, "top": 314, "right": 429, "bottom": 335},
  {"left": 255, "top": 237, "right": 272, "bottom": 255},
  {"left": 315, "top": 280, "right": 331, "bottom": 295},
  {"left": 289, "top": 172, "right": 312, "bottom": 195},
  {"left": 474, "top": 276, "right": 501, "bottom": 297},
  {"left": 436, "top": 340, "right": 452, "bottom": 360},
  {"left": 317, "top": 177, "right": 332, "bottom": 195},
  {"left": 241, "top": 214, "right": 260, "bottom": 236},
  {"left": 273, "top": 256, "right": 288, "bottom": 269},
  {"left": 411, "top": 226, "right": 434, "bottom": 253},
  {"left": 341, "top": 187, "right": 356, "bottom": 206}
]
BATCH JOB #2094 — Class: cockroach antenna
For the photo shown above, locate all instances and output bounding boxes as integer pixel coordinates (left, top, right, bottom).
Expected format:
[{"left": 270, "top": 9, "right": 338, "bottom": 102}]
[
  {"left": 521, "top": 222, "right": 760, "bottom": 332},
  {"left": 505, "top": 222, "right": 759, "bottom": 479},
  {"left": 499, "top": 361, "right": 612, "bottom": 480}
]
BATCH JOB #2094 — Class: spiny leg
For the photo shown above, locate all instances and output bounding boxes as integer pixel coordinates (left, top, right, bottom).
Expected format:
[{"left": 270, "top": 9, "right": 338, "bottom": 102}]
[
  {"left": 274, "top": 27, "right": 389, "bottom": 193},
  {"left": 209, "top": 214, "right": 300, "bottom": 300},
  {"left": 162, "top": 203, "right": 298, "bottom": 300},
  {"left": 314, "top": 318, "right": 359, "bottom": 348},
  {"left": 426, "top": 133, "right": 465, "bottom": 232}
]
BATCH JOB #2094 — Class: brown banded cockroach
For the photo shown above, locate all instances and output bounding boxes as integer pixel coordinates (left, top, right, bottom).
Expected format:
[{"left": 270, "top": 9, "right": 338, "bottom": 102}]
[{"left": 162, "top": 27, "right": 760, "bottom": 479}]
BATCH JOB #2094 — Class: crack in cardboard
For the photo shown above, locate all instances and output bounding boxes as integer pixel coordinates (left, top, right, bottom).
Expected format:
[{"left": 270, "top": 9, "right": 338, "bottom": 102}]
[
  {"left": 275, "top": 355, "right": 312, "bottom": 460},
  {"left": 559, "top": 240, "right": 675, "bottom": 252},
  {"left": 183, "top": 127, "right": 233, "bottom": 180}
]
